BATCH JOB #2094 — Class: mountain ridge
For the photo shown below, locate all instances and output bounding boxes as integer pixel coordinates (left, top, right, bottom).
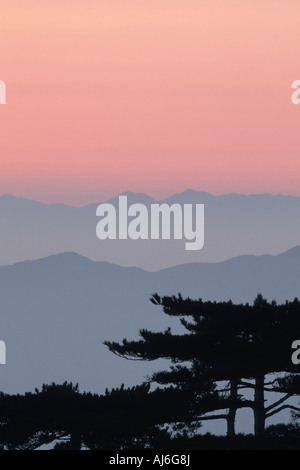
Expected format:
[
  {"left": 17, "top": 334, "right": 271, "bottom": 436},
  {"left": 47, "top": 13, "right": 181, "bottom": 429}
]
[
  {"left": 2, "top": 244, "right": 299, "bottom": 273},
  {"left": 1, "top": 191, "right": 300, "bottom": 270},
  {"left": 1, "top": 189, "right": 300, "bottom": 208}
]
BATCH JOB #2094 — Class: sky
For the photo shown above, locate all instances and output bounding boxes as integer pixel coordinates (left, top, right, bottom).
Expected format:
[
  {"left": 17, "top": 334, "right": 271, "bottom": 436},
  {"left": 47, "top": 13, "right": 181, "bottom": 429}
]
[{"left": 0, "top": 0, "right": 299, "bottom": 205}]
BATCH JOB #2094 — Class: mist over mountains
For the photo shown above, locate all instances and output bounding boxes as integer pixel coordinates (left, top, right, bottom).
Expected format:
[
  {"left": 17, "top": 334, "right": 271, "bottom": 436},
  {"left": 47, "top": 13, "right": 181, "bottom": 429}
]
[
  {"left": 0, "top": 247, "right": 300, "bottom": 398},
  {"left": 1, "top": 190, "right": 300, "bottom": 270},
  {"left": 1, "top": 191, "right": 300, "bottom": 434}
]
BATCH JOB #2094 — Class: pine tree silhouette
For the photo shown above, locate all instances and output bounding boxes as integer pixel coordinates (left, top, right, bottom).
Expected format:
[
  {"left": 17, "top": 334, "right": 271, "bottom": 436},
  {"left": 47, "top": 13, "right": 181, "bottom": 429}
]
[{"left": 105, "top": 293, "right": 300, "bottom": 437}]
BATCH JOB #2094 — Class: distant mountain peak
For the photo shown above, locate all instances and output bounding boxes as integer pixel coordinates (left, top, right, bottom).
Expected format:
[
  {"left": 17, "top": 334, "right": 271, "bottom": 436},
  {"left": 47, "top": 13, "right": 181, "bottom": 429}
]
[
  {"left": 1, "top": 193, "right": 17, "bottom": 199},
  {"left": 4, "top": 245, "right": 300, "bottom": 273},
  {"left": 1, "top": 190, "right": 300, "bottom": 207},
  {"left": 181, "top": 189, "right": 212, "bottom": 197}
]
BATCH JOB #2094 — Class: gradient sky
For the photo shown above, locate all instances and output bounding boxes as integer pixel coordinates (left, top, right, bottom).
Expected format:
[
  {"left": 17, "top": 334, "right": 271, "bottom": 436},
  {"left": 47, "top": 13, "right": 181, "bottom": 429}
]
[{"left": 0, "top": 0, "right": 299, "bottom": 205}]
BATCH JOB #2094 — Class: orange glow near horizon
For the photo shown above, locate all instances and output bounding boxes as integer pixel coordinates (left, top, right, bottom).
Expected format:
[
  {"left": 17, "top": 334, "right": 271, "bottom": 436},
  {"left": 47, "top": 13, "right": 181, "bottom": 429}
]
[{"left": 0, "top": 1, "right": 299, "bottom": 205}]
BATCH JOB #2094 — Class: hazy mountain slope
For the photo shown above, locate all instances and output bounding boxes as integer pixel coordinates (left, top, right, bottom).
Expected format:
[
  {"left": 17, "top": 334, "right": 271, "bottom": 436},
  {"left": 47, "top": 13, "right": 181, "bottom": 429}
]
[
  {"left": 0, "top": 247, "right": 299, "bottom": 397},
  {"left": 1, "top": 191, "right": 300, "bottom": 270}
]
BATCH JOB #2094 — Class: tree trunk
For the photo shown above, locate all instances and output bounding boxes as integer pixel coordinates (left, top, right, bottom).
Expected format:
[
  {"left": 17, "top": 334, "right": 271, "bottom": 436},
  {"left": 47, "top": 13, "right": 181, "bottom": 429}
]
[
  {"left": 227, "top": 379, "right": 238, "bottom": 437},
  {"left": 254, "top": 374, "right": 265, "bottom": 437},
  {"left": 69, "top": 431, "right": 81, "bottom": 450}
]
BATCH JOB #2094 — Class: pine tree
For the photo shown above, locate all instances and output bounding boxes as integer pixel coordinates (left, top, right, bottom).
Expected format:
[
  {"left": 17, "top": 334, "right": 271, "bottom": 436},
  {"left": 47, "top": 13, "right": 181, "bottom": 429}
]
[
  {"left": 0, "top": 381, "right": 216, "bottom": 449},
  {"left": 105, "top": 293, "right": 300, "bottom": 437}
]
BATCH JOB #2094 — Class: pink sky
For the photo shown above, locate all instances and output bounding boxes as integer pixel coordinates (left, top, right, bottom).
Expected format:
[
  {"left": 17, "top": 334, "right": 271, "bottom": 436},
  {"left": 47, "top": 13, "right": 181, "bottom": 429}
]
[{"left": 0, "top": 0, "right": 299, "bottom": 205}]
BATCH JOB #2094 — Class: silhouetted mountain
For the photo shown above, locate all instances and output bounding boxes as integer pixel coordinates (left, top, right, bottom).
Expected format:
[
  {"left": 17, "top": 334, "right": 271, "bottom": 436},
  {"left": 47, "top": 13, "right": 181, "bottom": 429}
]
[{"left": 1, "top": 191, "right": 300, "bottom": 270}]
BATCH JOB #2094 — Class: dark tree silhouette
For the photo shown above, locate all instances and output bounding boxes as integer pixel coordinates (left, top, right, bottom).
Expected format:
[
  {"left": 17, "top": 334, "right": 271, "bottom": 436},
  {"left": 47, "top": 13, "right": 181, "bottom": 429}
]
[
  {"left": 105, "top": 293, "right": 300, "bottom": 437},
  {"left": 1, "top": 295, "right": 300, "bottom": 449},
  {"left": 0, "top": 382, "right": 83, "bottom": 450},
  {"left": 0, "top": 381, "right": 220, "bottom": 449}
]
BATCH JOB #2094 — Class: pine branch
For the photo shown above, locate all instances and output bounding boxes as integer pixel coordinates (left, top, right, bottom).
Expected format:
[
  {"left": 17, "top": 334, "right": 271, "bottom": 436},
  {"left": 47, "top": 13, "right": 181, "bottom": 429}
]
[
  {"left": 195, "top": 414, "right": 228, "bottom": 421},
  {"left": 265, "top": 394, "right": 292, "bottom": 412},
  {"left": 239, "top": 381, "right": 256, "bottom": 389},
  {"left": 264, "top": 379, "right": 279, "bottom": 386},
  {"left": 266, "top": 405, "right": 300, "bottom": 419},
  {"left": 239, "top": 381, "right": 285, "bottom": 393},
  {"left": 263, "top": 387, "right": 283, "bottom": 392},
  {"left": 105, "top": 349, "right": 151, "bottom": 361}
]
